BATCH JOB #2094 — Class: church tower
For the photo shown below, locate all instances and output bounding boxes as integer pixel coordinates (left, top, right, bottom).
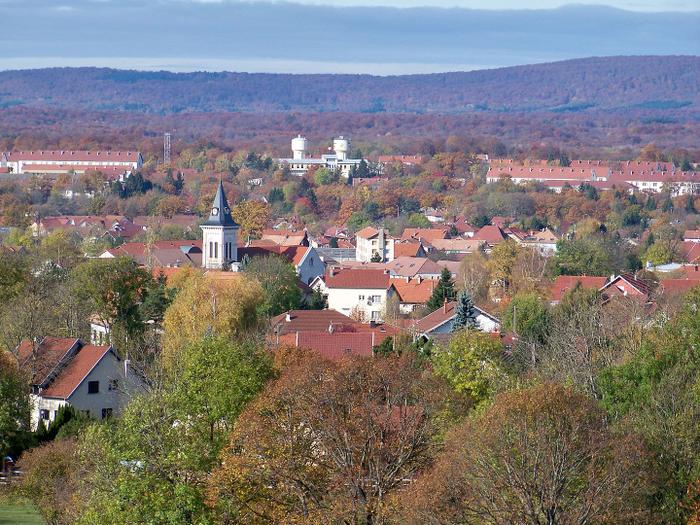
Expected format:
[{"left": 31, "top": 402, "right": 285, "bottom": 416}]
[{"left": 201, "top": 180, "right": 238, "bottom": 270}]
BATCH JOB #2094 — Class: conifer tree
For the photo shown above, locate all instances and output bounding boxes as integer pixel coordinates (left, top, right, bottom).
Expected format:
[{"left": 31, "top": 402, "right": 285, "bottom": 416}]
[
  {"left": 427, "top": 268, "right": 456, "bottom": 312},
  {"left": 452, "top": 290, "right": 478, "bottom": 332}
]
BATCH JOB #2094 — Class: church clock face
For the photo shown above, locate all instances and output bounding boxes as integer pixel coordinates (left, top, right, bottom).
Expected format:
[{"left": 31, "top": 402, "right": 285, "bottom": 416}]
[{"left": 211, "top": 207, "right": 219, "bottom": 216}]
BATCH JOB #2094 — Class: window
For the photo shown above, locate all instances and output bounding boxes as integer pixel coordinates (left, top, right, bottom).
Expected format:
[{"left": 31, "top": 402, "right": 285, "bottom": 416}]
[
  {"left": 101, "top": 408, "right": 113, "bottom": 419},
  {"left": 371, "top": 311, "right": 380, "bottom": 320},
  {"left": 358, "top": 295, "right": 365, "bottom": 300},
  {"left": 209, "top": 241, "right": 213, "bottom": 258},
  {"left": 214, "top": 242, "right": 218, "bottom": 259},
  {"left": 39, "top": 409, "right": 50, "bottom": 420},
  {"left": 88, "top": 381, "right": 99, "bottom": 394},
  {"left": 108, "top": 379, "right": 118, "bottom": 391},
  {"left": 371, "top": 295, "right": 382, "bottom": 303}
]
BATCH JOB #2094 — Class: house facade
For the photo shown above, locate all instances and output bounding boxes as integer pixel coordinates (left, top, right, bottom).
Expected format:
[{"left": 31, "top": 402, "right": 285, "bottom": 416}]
[
  {"left": 413, "top": 301, "right": 500, "bottom": 339},
  {"left": 312, "top": 268, "right": 395, "bottom": 322},
  {"left": 355, "top": 227, "right": 395, "bottom": 262},
  {"left": 16, "top": 337, "right": 144, "bottom": 430}
]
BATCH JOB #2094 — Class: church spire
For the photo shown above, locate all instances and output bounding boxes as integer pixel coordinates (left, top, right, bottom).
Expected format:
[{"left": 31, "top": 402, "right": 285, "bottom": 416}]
[{"left": 203, "top": 180, "right": 238, "bottom": 227}]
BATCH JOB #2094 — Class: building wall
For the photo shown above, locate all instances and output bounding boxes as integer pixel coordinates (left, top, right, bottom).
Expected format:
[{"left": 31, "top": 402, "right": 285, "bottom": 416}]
[
  {"left": 31, "top": 350, "right": 145, "bottom": 430},
  {"left": 66, "top": 351, "right": 144, "bottom": 421},
  {"left": 30, "top": 395, "right": 68, "bottom": 431},
  {"left": 326, "top": 287, "right": 393, "bottom": 322},
  {"left": 356, "top": 232, "right": 394, "bottom": 262},
  {"left": 426, "top": 312, "right": 500, "bottom": 336},
  {"left": 201, "top": 225, "right": 238, "bottom": 269},
  {"left": 296, "top": 248, "right": 325, "bottom": 284}
]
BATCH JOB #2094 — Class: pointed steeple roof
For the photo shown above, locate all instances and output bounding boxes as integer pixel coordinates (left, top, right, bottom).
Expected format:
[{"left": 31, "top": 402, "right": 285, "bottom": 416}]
[{"left": 203, "top": 180, "right": 238, "bottom": 227}]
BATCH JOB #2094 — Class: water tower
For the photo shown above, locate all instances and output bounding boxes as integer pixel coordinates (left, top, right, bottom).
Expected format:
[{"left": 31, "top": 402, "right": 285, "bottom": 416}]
[
  {"left": 333, "top": 136, "right": 350, "bottom": 161},
  {"left": 291, "top": 135, "right": 308, "bottom": 160}
]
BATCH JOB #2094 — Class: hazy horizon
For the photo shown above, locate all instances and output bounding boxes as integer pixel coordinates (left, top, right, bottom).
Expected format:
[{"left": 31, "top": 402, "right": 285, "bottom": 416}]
[{"left": 2, "top": 2, "right": 698, "bottom": 74}]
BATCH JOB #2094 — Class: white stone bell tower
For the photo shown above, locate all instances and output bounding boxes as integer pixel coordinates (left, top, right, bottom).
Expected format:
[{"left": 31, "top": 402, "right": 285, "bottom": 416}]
[{"left": 201, "top": 180, "right": 238, "bottom": 270}]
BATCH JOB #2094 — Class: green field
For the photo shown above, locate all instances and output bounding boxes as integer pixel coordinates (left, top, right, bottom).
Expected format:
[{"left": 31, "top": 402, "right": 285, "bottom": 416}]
[{"left": 0, "top": 502, "right": 44, "bottom": 525}]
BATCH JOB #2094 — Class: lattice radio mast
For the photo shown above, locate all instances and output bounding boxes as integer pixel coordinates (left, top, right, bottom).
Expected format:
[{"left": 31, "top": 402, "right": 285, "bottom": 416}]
[{"left": 164, "top": 132, "right": 171, "bottom": 165}]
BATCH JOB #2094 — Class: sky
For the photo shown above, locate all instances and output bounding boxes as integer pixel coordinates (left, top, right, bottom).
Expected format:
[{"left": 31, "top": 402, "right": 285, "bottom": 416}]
[
  {"left": 1, "top": 1, "right": 698, "bottom": 73},
  {"left": 241, "top": 0, "right": 699, "bottom": 10}
]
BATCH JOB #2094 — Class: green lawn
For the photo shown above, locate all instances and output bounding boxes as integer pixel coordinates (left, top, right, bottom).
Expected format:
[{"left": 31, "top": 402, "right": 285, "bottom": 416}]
[{"left": 0, "top": 502, "right": 44, "bottom": 525}]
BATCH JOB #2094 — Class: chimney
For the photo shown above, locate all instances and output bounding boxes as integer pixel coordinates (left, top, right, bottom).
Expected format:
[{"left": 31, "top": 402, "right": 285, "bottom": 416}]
[
  {"left": 328, "top": 322, "right": 334, "bottom": 333},
  {"left": 295, "top": 331, "right": 299, "bottom": 348},
  {"left": 124, "top": 358, "right": 130, "bottom": 378},
  {"left": 285, "top": 312, "right": 292, "bottom": 322},
  {"left": 443, "top": 296, "right": 448, "bottom": 313}
]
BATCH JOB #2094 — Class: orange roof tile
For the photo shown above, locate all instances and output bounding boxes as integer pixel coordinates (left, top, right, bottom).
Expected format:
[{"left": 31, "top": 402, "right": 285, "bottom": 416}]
[
  {"left": 42, "top": 345, "right": 112, "bottom": 399},
  {"left": 390, "top": 278, "right": 436, "bottom": 304},
  {"left": 17, "top": 337, "right": 81, "bottom": 386},
  {"left": 549, "top": 275, "right": 608, "bottom": 302},
  {"left": 324, "top": 268, "right": 392, "bottom": 289}
]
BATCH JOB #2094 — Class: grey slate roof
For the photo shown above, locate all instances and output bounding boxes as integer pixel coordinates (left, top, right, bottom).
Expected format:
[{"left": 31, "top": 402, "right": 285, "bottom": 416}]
[{"left": 202, "top": 181, "right": 238, "bottom": 227}]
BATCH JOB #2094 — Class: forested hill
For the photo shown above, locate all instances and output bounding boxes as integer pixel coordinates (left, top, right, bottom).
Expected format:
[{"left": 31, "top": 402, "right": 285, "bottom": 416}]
[{"left": 1, "top": 56, "right": 698, "bottom": 115}]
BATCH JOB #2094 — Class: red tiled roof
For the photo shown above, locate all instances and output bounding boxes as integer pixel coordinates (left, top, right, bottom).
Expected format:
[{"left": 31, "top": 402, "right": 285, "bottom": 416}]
[
  {"left": 488, "top": 165, "right": 608, "bottom": 182},
  {"left": 7, "top": 150, "right": 140, "bottom": 163},
  {"left": 281, "top": 331, "right": 384, "bottom": 361},
  {"left": 657, "top": 279, "right": 700, "bottom": 297},
  {"left": 684, "top": 230, "right": 700, "bottom": 241},
  {"left": 678, "top": 264, "right": 700, "bottom": 279},
  {"left": 550, "top": 275, "right": 608, "bottom": 302},
  {"left": 601, "top": 273, "right": 651, "bottom": 298},
  {"left": 473, "top": 225, "right": 508, "bottom": 244},
  {"left": 413, "top": 301, "right": 457, "bottom": 333},
  {"left": 260, "top": 229, "right": 308, "bottom": 246},
  {"left": 21, "top": 164, "right": 130, "bottom": 174},
  {"left": 323, "top": 268, "right": 392, "bottom": 289},
  {"left": 390, "top": 278, "right": 436, "bottom": 304},
  {"left": 680, "top": 242, "right": 700, "bottom": 264},
  {"left": 393, "top": 242, "right": 425, "bottom": 258},
  {"left": 386, "top": 257, "right": 443, "bottom": 278},
  {"left": 400, "top": 228, "right": 449, "bottom": 243},
  {"left": 16, "top": 337, "right": 80, "bottom": 386},
  {"left": 429, "top": 238, "right": 484, "bottom": 253},
  {"left": 270, "top": 309, "right": 357, "bottom": 335},
  {"left": 41, "top": 345, "right": 112, "bottom": 399},
  {"left": 355, "top": 226, "right": 380, "bottom": 239}
]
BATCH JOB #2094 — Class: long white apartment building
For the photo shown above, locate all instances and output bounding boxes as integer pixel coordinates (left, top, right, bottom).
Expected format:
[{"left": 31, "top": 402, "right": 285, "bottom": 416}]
[
  {"left": 486, "top": 160, "right": 700, "bottom": 196},
  {"left": 1, "top": 150, "right": 143, "bottom": 175},
  {"left": 278, "top": 135, "right": 363, "bottom": 178}
]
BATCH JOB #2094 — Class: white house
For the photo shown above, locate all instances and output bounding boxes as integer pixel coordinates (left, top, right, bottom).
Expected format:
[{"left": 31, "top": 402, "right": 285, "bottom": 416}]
[
  {"left": 291, "top": 246, "right": 325, "bottom": 284},
  {"left": 16, "top": 337, "right": 145, "bottom": 430},
  {"left": 312, "top": 267, "right": 396, "bottom": 322},
  {"left": 355, "top": 227, "right": 395, "bottom": 262},
  {"left": 412, "top": 300, "right": 500, "bottom": 339}
]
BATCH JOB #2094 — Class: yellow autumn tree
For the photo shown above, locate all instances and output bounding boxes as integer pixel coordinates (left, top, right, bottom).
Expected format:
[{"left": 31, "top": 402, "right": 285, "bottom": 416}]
[
  {"left": 162, "top": 269, "right": 263, "bottom": 362},
  {"left": 232, "top": 200, "right": 270, "bottom": 240}
]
